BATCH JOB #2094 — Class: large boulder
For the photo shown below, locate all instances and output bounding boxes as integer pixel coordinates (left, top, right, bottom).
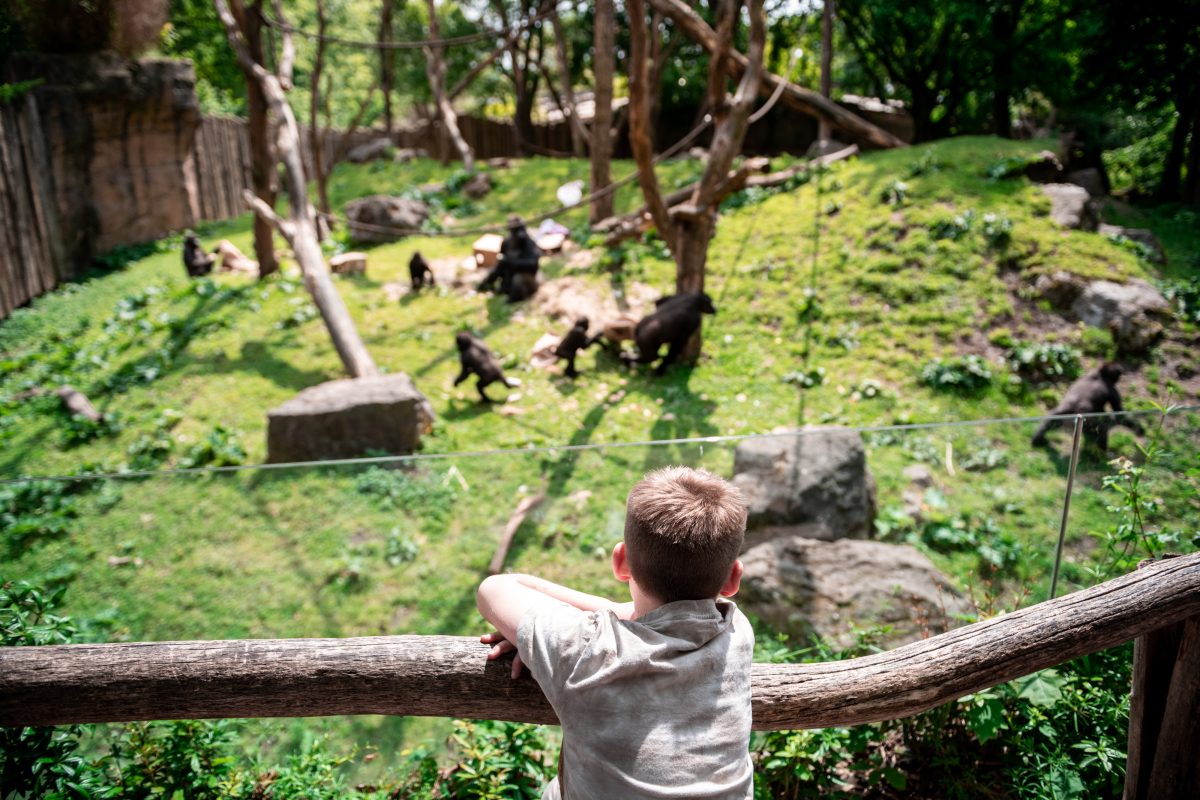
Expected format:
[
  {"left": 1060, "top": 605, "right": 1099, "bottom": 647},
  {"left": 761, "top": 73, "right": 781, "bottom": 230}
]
[
  {"left": 1072, "top": 279, "right": 1172, "bottom": 354},
  {"left": 1098, "top": 224, "right": 1167, "bottom": 264},
  {"left": 738, "top": 536, "right": 975, "bottom": 650},
  {"left": 1041, "top": 183, "right": 1098, "bottom": 230},
  {"left": 1034, "top": 270, "right": 1087, "bottom": 310},
  {"left": 266, "top": 374, "right": 434, "bottom": 463},
  {"left": 344, "top": 196, "right": 429, "bottom": 243},
  {"left": 346, "top": 137, "right": 394, "bottom": 163},
  {"left": 730, "top": 428, "right": 877, "bottom": 541}
]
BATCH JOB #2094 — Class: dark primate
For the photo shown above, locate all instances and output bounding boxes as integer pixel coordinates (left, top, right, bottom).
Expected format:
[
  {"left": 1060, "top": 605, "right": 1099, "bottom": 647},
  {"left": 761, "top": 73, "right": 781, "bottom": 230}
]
[
  {"left": 1031, "top": 362, "right": 1145, "bottom": 451},
  {"left": 478, "top": 215, "right": 541, "bottom": 303},
  {"left": 183, "top": 233, "right": 215, "bottom": 278},
  {"left": 554, "top": 317, "right": 600, "bottom": 378},
  {"left": 454, "top": 332, "right": 514, "bottom": 402},
  {"left": 621, "top": 292, "right": 717, "bottom": 376},
  {"left": 409, "top": 252, "right": 435, "bottom": 291}
]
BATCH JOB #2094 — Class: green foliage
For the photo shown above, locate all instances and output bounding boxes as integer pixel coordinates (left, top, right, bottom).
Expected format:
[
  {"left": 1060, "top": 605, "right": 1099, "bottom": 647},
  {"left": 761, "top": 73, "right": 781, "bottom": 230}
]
[
  {"left": 782, "top": 365, "right": 826, "bottom": 389},
  {"left": 879, "top": 178, "right": 908, "bottom": 205},
  {"left": 920, "top": 355, "right": 994, "bottom": 395},
  {"left": 986, "top": 154, "right": 1042, "bottom": 180},
  {"left": 928, "top": 210, "right": 975, "bottom": 241},
  {"left": 0, "top": 78, "right": 43, "bottom": 105},
  {"left": 384, "top": 527, "right": 421, "bottom": 566},
  {"left": 442, "top": 720, "right": 553, "bottom": 800},
  {"left": 178, "top": 424, "right": 248, "bottom": 469},
  {"left": 1006, "top": 341, "right": 1082, "bottom": 385},
  {"left": 1160, "top": 276, "right": 1200, "bottom": 323},
  {"left": 980, "top": 212, "right": 1014, "bottom": 249},
  {"left": 1, "top": 479, "right": 80, "bottom": 555},
  {"left": 354, "top": 467, "right": 458, "bottom": 523},
  {"left": 93, "top": 239, "right": 175, "bottom": 272}
]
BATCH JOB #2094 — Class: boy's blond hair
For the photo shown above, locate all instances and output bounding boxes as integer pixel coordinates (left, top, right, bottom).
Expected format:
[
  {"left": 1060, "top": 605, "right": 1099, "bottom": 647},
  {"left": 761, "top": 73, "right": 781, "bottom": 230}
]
[{"left": 623, "top": 466, "right": 748, "bottom": 602}]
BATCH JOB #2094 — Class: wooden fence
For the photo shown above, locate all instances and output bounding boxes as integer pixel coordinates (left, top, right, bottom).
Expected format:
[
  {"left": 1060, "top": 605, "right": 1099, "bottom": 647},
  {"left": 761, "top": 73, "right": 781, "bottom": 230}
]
[
  {"left": 2, "top": 552, "right": 1199, "bottom": 797},
  {"left": 0, "top": 97, "right": 68, "bottom": 321}
]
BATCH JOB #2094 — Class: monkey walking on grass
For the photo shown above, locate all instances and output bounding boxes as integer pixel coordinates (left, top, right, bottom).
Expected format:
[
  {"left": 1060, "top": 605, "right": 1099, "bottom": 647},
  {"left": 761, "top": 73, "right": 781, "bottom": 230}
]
[
  {"left": 1031, "top": 362, "right": 1145, "bottom": 451},
  {"left": 454, "top": 332, "right": 517, "bottom": 403},
  {"left": 554, "top": 317, "right": 602, "bottom": 378}
]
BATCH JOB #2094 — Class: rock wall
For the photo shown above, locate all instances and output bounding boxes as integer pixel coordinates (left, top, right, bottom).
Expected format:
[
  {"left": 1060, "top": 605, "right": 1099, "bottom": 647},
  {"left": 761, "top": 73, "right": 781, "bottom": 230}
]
[{"left": 6, "top": 52, "right": 201, "bottom": 268}]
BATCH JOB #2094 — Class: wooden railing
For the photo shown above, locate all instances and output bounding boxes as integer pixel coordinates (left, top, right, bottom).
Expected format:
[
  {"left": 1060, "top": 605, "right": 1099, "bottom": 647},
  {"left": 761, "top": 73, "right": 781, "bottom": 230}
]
[{"left": 3, "top": 552, "right": 1199, "bottom": 798}]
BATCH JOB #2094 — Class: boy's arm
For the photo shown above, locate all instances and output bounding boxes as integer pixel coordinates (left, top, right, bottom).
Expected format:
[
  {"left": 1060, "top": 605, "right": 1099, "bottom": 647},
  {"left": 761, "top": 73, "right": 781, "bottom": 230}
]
[{"left": 476, "top": 574, "right": 634, "bottom": 678}]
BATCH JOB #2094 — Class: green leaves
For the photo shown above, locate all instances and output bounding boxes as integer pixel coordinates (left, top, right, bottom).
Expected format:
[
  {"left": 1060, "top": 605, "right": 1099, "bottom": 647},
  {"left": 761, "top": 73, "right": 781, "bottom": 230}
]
[{"left": 1013, "top": 669, "right": 1066, "bottom": 707}]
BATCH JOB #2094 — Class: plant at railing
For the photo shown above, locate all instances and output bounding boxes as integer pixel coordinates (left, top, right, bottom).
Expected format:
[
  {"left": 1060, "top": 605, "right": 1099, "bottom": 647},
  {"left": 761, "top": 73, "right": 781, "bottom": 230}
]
[
  {"left": 1, "top": 480, "right": 81, "bottom": 557},
  {"left": 178, "top": 424, "right": 248, "bottom": 469},
  {"left": 444, "top": 720, "right": 554, "bottom": 800},
  {"left": 89, "top": 720, "right": 238, "bottom": 798},
  {"left": 1094, "top": 407, "right": 1183, "bottom": 578}
]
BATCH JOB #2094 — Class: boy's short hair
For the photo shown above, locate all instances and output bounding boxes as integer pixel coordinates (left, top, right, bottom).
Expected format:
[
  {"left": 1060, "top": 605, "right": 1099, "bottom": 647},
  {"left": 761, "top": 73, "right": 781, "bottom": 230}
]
[{"left": 624, "top": 466, "right": 748, "bottom": 602}]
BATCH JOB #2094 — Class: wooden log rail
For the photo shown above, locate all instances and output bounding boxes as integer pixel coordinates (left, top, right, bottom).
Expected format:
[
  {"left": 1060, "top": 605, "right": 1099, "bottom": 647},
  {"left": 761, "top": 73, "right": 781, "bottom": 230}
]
[{"left": 1, "top": 553, "right": 1197, "bottom": 734}]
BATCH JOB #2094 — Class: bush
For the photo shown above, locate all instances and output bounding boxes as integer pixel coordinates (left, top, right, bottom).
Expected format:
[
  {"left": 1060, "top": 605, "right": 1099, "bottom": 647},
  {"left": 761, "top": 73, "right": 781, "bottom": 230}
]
[
  {"left": 919, "top": 355, "right": 994, "bottom": 395},
  {"left": 880, "top": 179, "right": 908, "bottom": 205},
  {"left": 1007, "top": 341, "right": 1082, "bottom": 385},
  {"left": 1160, "top": 276, "right": 1200, "bottom": 324}
]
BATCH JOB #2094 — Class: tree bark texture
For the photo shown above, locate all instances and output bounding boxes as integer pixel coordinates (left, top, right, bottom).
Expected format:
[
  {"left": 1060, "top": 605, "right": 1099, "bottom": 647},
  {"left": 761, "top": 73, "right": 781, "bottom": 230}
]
[
  {"left": 4, "top": 553, "right": 1200, "bottom": 731},
  {"left": 308, "top": 0, "right": 330, "bottom": 215},
  {"left": 648, "top": 0, "right": 904, "bottom": 149},
  {"left": 231, "top": 0, "right": 279, "bottom": 278},
  {"left": 425, "top": 0, "right": 474, "bottom": 169},
  {"left": 214, "top": 0, "right": 377, "bottom": 378},
  {"left": 818, "top": 0, "right": 834, "bottom": 141},
  {"left": 627, "top": 0, "right": 677, "bottom": 258},
  {"left": 550, "top": 10, "right": 586, "bottom": 157},
  {"left": 589, "top": 0, "right": 616, "bottom": 222},
  {"left": 379, "top": 0, "right": 396, "bottom": 137}
]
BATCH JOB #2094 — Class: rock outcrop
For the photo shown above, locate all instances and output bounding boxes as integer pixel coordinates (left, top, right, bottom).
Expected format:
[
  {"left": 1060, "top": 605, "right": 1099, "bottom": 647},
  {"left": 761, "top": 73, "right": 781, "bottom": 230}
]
[
  {"left": 1072, "top": 279, "right": 1172, "bottom": 354},
  {"left": 738, "top": 536, "right": 975, "bottom": 650},
  {"left": 730, "top": 428, "right": 877, "bottom": 542},
  {"left": 1041, "top": 183, "right": 1098, "bottom": 230},
  {"left": 266, "top": 374, "right": 434, "bottom": 463},
  {"left": 344, "top": 196, "right": 430, "bottom": 243},
  {"left": 346, "top": 138, "right": 394, "bottom": 163},
  {"left": 1098, "top": 224, "right": 1167, "bottom": 264}
]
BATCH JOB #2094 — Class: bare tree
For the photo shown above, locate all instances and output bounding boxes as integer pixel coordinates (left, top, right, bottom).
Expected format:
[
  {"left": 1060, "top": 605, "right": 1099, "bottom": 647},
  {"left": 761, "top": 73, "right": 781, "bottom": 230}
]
[
  {"left": 214, "top": 0, "right": 377, "bottom": 378},
  {"left": 425, "top": 0, "right": 475, "bottom": 169},
  {"left": 228, "top": 0, "right": 279, "bottom": 278},
  {"left": 628, "top": 0, "right": 766, "bottom": 360},
  {"left": 308, "top": 0, "right": 331, "bottom": 216},
  {"left": 379, "top": 0, "right": 396, "bottom": 137},
  {"left": 649, "top": 0, "right": 903, "bottom": 149},
  {"left": 589, "top": 0, "right": 616, "bottom": 222},
  {"left": 491, "top": 0, "right": 550, "bottom": 155}
]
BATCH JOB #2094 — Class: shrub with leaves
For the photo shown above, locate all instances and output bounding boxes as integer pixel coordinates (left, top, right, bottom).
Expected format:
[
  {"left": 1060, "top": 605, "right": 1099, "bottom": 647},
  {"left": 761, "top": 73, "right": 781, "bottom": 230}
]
[
  {"left": 783, "top": 365, "right": 826, "bottom": 389},
  {"left": 1160, "top": 276, "right": 1200, "bottom": 324},
  {"left": 1006, "top": 341, "right": 1082, "bottom": 385},
  {"left": 980, "top": 212, "right": 1013, "bottom": 249},
  {"left": 928, "top": 210, "right": 975, "bottom": 241},
  {"left": 920, "top": 355, "right": 994, "bottom": 395},
  {"left": 880, "top": 178, "right": 908, "bottom": 205},
  {"left": 1, "top": 479, "right": 79, "bottom": 555},
  {"left": 354, "top": 467, "right": 458, "bottom": 524},
  {"left": 178, "top": 424, "right": 247, "bottom": 469}
]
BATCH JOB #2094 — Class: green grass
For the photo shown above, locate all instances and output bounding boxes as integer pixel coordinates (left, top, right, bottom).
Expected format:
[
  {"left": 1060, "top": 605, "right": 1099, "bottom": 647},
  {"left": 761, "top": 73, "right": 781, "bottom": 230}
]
[{"left": 2, "top": 136, "right": 1198, "bottom": 776}]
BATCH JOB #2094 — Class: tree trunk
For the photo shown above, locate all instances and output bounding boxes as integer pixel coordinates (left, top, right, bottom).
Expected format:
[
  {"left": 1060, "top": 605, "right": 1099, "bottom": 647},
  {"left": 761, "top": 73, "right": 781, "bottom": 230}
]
[
  {"left": 990, "top": 3, "right": 1016, "bottom": 138},
  {"left": 379, "top": 0, "right": 396, "bottom": 137},
  {"left": 1184, "top": 106, "right": 1200, "bottom": 204},
  {"left": 425, "top": 0, "right": 474, "bottom": 169},
  {"left": 1158, "top": 85, "right": 1196, "bottom": 201},
  {"left": 818, "top": 0, "right": 834, "bottom": 141},
  {"left": 627, "top": 0, "right": 676, "bottom": 256},
  {"left": 215, "top": 0, "right": 377, "bottom": 378},
  {"left": 232, "top": 0, "right": 279, "bottom": 278},
  {"left": 590, "top": 0, "right": 616, "bottom": 222},
  {"left": 309, "top": 0, "right": 330, "bottom": 216},
  {"left": 551, "top": 10, "right": 586, "bottom": 157}
]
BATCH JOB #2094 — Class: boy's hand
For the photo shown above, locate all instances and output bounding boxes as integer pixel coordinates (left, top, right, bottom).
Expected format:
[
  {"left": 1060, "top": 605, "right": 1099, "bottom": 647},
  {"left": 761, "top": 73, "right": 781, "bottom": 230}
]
[{"left": 480, "top": 631, "right": 525, "bottom": 679}]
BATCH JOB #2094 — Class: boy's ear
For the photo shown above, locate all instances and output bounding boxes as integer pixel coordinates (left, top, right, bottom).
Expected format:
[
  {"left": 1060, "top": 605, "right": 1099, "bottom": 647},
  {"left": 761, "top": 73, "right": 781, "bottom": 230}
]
[
  {"left": 611, "top": 542, "right": 632, "bottom": 583},
  {"left": 718, "top": 558, "right": 743, "bottom": 598}
]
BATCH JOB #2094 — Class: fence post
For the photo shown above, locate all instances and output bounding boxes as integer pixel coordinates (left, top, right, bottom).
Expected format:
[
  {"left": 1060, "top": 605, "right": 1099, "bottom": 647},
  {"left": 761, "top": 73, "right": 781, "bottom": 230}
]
[
  {"left": 1124, "top": 555, "right": 1200, "bottom": 799},
  {"left": 1049, "top": 414, "right": 1083, "bottom": 599}
]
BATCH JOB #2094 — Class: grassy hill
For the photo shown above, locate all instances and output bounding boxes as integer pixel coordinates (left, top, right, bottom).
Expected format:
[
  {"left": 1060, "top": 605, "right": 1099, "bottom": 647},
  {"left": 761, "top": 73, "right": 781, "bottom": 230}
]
[{"left": 2, "top": 136, "right": 1198, "bottom": 781}]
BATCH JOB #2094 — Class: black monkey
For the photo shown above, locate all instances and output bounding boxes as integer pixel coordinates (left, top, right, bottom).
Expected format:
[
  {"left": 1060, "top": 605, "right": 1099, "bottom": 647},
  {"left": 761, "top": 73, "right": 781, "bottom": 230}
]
[
  {"left": 454, "top": 332, "right": 515, "bottom": 402},
  {"left": 183, "top": 233, "right": 215, "bottom": 278},
  {"left": 478, "top": 216, "right": 541, "bottom": 302},
  {"left": 621, "top": 292, "right": 717, "bottom": 376},
  {"left": 554, "top": 317, "right": 601, "bottom": 378},
  {"left": 409, "top": 252, "right": 435, "bottom": 291},
  {"left": 1031, "top": 362, "right": 1145, "bottom": 451}
]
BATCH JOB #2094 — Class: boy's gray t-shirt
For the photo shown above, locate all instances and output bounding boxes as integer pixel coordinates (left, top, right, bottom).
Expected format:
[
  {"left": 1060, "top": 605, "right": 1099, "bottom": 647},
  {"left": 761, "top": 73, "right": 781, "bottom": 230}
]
[{"left": 516, "top": 597, "right": 754, "bottom": 800}]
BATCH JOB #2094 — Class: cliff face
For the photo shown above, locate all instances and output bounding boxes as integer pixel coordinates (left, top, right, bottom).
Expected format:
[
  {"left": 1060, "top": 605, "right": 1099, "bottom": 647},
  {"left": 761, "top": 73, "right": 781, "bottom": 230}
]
[{"left": 7, "top": 52, "right": 201, "bottom": 269}]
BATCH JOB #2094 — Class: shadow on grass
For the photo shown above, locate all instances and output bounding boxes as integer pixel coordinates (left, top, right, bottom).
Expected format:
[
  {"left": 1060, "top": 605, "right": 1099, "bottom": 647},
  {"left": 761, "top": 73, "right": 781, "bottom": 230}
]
[{"left": 181, "top": 341, "right": 332, "bottom": 392}]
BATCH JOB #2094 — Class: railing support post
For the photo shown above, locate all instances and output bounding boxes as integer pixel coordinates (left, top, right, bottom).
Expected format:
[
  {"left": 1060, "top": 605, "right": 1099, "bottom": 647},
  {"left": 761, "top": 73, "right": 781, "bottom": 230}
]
[
  {"left": 1124, "top": 555, "right": 1200, "bottom": 799},
  {"left": 1049, "top": 414, "right": 1082, "bottom": 600}
]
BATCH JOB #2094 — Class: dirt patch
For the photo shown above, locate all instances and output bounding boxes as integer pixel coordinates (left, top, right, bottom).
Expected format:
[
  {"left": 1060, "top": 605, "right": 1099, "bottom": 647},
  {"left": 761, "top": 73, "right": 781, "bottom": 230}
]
[{"left": 531, "top": 276, "right": 661, "bottom": 326}]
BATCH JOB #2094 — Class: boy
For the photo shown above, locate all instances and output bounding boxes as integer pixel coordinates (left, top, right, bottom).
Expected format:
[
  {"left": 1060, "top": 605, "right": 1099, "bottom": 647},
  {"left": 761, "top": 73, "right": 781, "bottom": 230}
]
[{"left": 476, "top": 466, "right": 753, "bottom": 799}]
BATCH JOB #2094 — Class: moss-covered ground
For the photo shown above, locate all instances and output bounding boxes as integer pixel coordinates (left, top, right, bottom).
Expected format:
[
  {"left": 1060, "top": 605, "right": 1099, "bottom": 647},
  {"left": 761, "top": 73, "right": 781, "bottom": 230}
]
[{"left": 2, "top": 136, "right": 1197, "bottom": 774}]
